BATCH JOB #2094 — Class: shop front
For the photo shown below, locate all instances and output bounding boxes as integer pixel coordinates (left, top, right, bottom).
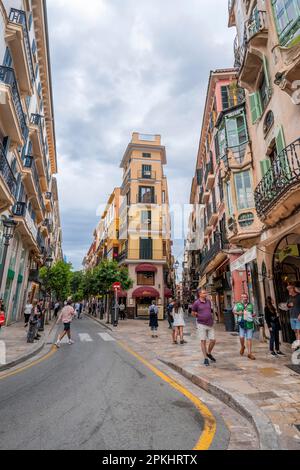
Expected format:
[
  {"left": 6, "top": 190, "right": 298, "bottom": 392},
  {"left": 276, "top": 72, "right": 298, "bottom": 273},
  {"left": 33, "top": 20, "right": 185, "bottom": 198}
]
[
  {"left": 132, "top": 286, "right": 163, "bottom": 319},
  {"left": 272, "top": 234, "right": 300, "bottom": 343}
]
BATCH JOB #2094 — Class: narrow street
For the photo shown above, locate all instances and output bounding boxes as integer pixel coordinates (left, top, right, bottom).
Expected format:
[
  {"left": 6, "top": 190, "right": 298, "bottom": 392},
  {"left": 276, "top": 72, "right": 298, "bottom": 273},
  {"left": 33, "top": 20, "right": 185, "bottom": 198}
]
[{"left": 0, "top": 316, "right": 230, "bottom": 451}]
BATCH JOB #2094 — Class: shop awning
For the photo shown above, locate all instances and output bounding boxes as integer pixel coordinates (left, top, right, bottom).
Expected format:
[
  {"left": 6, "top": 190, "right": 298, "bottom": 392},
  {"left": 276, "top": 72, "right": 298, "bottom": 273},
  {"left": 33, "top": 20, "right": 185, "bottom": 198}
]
[
  {"left": 164, "top": 288, "right": 173, "bottom": 298},
  {"left": 135, "top": 264, "right": 157, "bottom": 273},
  {"left": 132, "top": 287, "right": 160, "bottom": 298},
  {"left": 230, "top": 247, "right": 257, "bottom": 272}
]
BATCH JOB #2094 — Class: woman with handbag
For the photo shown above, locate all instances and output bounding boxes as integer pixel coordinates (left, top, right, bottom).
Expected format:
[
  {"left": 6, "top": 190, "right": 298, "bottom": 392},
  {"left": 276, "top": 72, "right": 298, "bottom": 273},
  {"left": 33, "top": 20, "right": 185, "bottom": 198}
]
[{"left": 265, "top": 297, "right": 285, "bottom": 357}]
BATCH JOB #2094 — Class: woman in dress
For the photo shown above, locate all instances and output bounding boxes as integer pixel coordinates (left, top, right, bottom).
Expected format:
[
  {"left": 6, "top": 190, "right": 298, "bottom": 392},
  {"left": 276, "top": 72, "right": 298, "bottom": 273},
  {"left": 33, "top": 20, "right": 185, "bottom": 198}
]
[{"left": 172, "top": 301, "right": 186, "bottom": 345}]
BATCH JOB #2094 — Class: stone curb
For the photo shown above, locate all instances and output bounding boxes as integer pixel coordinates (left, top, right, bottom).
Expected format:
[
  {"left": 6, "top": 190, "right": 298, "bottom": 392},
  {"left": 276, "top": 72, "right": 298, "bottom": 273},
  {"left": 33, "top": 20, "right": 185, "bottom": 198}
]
[
  {"left": 85, "top": 314, "right": 113, "bottom": 331},
  {"left": 159, "top": 358, "right": 281, "bottom": 451},
  {"left": 0, "top": 321, "right": 59, "bottom": 372}
]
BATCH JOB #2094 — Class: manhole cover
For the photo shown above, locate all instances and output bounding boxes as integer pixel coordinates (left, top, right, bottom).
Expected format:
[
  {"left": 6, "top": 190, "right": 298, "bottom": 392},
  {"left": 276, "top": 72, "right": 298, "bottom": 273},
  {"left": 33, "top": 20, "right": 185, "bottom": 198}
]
[
  {"left": 286, "top": 365, "right": 300, "bottom": 375},
  {"left": 247, "top": 391, "right": 279, "bottom": 400}
]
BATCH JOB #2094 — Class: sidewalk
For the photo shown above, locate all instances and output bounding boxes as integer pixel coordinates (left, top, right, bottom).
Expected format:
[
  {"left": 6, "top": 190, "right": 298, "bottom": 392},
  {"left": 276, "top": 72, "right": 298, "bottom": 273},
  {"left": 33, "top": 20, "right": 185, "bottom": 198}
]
[
  {"left": 101, "top": 316, "right": 300, "bottom": 450},
  {"left": 0, "top": 318, "right": 56, "bottom": 371}
]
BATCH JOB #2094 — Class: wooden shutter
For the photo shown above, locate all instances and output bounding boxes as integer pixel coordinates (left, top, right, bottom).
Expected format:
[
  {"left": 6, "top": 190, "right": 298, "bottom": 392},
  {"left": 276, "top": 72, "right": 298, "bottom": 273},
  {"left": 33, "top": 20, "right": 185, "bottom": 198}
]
[
  {"left": 262, "top": 55, "right": 270, "bottom": 90},
  {"left": 249, "top": 92, "right": 262, "bottom": 124},
  {"left": 260, "top": 159, "right": 271, "bottom": 177}
]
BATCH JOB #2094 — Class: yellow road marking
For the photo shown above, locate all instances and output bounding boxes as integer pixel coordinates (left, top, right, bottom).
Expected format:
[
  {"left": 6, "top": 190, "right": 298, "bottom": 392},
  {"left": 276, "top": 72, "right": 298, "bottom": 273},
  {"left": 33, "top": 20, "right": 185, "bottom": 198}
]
[
  {"left": 0, "top": 345, "right": 57, "bottom": 381},
  {"left": 117, "top": 340, "right": 217, "bottom": 451}
]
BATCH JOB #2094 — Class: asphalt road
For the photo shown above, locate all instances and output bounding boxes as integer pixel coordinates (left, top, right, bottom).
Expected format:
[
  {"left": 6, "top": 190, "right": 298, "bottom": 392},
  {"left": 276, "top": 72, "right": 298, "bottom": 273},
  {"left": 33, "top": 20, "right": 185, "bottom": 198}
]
[{"left": 0, "top": 316, "right": 228, "bottom": 450}]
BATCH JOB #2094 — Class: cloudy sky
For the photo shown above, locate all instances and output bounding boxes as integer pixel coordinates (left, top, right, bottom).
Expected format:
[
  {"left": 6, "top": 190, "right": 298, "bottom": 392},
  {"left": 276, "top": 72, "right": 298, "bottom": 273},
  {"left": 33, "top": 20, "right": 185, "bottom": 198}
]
[{"left": 46, "top": 0, "right": 236, "bottom": 270}]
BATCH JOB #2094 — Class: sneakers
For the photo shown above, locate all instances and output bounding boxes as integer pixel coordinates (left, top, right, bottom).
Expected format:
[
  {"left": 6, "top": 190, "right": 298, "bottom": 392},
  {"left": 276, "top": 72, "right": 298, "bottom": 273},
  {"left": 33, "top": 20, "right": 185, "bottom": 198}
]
[
  {"left": 68, "top": 339, "right": 74, "bottom": 345},
  {"left": 270, "top": 351, "right": 277, "bottom": 357},
  {"left": 207, "top": 353, "right": 216, "bottom": 363},
  {"left": 55, "top": 340, "right": 61, "bottom": 348},
  {"left": 204, "top": 358, "right": 210, "bottom": 367},
  {"left": 276, "top": 351, "right": 285, "bottom": 356}
]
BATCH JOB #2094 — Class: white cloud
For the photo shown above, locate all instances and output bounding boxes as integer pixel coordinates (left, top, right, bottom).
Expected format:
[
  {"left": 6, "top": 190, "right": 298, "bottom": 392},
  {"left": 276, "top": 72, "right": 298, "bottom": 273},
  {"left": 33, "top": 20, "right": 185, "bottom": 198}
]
[{"left": 47, "top": 0, "right": 235, "bottom": 269}]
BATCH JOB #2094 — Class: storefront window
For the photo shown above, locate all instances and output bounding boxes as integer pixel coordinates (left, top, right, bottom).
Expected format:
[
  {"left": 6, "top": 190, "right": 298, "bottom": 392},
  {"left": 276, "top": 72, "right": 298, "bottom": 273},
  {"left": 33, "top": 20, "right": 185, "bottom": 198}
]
[{"left": 234, "top": 170, "right": 255, "bottom": 210}]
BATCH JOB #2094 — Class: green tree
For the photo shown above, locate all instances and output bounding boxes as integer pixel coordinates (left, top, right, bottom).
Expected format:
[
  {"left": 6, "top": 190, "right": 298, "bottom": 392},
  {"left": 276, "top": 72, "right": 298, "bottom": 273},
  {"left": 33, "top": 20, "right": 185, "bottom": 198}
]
[{"left": 40, "top": 260, "right": 73, "bottom": 301}]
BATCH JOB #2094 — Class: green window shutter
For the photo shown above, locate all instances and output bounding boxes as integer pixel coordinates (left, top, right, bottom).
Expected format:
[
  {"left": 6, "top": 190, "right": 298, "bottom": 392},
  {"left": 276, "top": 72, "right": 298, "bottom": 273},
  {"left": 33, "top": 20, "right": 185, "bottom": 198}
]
[
  {"left": 262, "top": 55, "right": 270, "bottom": 89},
  {"left": 249, "top": 92, "right": 262, "bottom": 124},
  {"left": 275, "top": 126, "right": 286, "bottom": 156},
  {"left": 260, "top": 159, "right": 271, "bottom": 177}
]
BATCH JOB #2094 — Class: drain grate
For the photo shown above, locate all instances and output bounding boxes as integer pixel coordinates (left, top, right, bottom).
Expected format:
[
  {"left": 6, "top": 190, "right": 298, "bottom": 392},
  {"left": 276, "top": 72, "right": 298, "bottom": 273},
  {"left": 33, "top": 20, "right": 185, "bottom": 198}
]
[{"left": 286, "top": 365, "right": 300, "bottom": 375}]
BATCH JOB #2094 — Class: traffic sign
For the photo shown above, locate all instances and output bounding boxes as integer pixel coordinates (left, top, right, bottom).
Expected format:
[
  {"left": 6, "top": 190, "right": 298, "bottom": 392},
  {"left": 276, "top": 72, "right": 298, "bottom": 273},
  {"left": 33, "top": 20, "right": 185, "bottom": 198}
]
[{"left": 112, "top": 282, "right": 121, "bottom": 290}]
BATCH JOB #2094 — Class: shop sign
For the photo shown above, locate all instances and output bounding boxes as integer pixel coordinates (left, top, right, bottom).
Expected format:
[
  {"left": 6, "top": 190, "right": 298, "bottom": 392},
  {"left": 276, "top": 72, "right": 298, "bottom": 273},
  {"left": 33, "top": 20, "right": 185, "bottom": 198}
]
[{"left": 230, "top": 247, "right": 257, "bottom": 272}]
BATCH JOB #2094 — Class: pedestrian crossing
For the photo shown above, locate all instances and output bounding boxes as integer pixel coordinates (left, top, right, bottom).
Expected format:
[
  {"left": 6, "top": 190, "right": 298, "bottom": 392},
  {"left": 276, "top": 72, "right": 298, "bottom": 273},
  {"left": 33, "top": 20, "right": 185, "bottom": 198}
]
[{"left": 57, "top": 332, "right": 115, "bottom": 344}]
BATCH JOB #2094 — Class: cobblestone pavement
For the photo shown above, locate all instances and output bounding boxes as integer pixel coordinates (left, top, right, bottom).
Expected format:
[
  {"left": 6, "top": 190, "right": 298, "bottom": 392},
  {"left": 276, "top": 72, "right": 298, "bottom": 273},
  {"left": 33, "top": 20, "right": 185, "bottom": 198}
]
[
  {"left": 0, "top": 317, "right": 56, "bottom": 369},
  {"left": 98, "top": 315, "right": 300, "bottom": 450}
]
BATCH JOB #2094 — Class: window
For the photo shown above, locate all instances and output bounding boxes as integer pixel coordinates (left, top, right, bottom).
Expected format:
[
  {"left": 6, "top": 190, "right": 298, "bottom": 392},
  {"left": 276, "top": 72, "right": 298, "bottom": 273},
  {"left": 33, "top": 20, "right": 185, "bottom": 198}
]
[
  {"left": 249, "top": 56, "right": 271, "bottom": 123},
  {"left": 226, "top": 181, "right": 234, "bottom": 215},
  {"left": 142, "top": 153, "right": 151, "bottom": 158},
  {"left": 163, "top": 241, "right": 167, "bottom": 257},
  {"left": 140, "top": 238, "right": 153, "bottom": 259},
  {"left": 37, "top": 82, "right": 42, "bottom": 97},
  {"left": 25, "top": 95, "right": 31, "bottom": 110},
  {"left": 225, "top": 112, "right": 248, "bottom": 148},
  {"left": 28, "top": 13, "right": 33, "bottom": 31},
  {"left": 138, "top": 186, "right": 155, "bottom": 204},
  {"left": 238, "top": 212, "right": 255, "bottom": 227},
  {"left": 32, "top": 39, "right": 37, "bottom": 56},
  {"left": 217, "top": 127, "right": 227, "bottom": 158},
  {"left": 3, "top": 48, "right": 12, "bottom": 67},
  {"left": 272, "top": 0, "right": 300, "bottom": 45},
  {"left": 141, "top": 210, "right": 151, "bottom": 227},
  {"left": 142, "top": 164, "right": 152, "bottom": 178},
  {"left": 162, "top": 190, "right": 166, "bottom": 203},
  {"left": 137, "top": 272, "right": 155, "bottom": 286},
  {"left": 234, "top": 170, "right": 255, "bottom": 210}
]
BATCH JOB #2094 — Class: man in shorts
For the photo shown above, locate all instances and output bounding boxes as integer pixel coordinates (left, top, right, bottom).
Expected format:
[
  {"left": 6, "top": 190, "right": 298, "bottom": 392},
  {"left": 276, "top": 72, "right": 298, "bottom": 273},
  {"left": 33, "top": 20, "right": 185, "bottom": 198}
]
[
  {"left": 55, "top": 300, "right": 75, "bottom": 347},
  {"left": 233, "top": 293, "right": 256, "bottom": 360},
  {"left": 192, "top": 289, "right": 216, "bottom": 367}
]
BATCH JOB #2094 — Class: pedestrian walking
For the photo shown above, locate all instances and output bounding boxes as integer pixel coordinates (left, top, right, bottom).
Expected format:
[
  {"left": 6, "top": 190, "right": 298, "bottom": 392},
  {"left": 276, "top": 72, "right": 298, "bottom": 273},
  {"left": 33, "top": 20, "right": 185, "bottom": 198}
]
[
  {"left": 287, "top": 283, "right": 300, "bottom": 351},
  {"left": 166, "top": 298, "right": 174, "bottom": 329},
  {"left": 24, "top": 299, "right": 33, "bottom": 327},
  {"left": 149, "top": 301, "right": 159, "bottom": 338},
  {"left": 55, "top": 300, "right": 75, "bottom": 347},
  {"left": 172, "top": 301, "right": 186, "bottom": 345},
  {"left": 37, "top": 300, "right": 45, "bottom": 332},
  {"left": 233, "top": 293, "right": 256, "bottom": 360},
  {"left": 78, "top": 301, "right": 83, "bottom": 319},
  {"left": 27, "top": 300, "right": 40, "bottom": 343},
  {"left": 54, "top": 301, "right": 60, "bottom": 319},
  {"left": 119, "top": 301, "right": 126, "bottom": 320},
  {"left": 192, "top": 289, "right": 216, "bottom": 367},
  {"left": 75, "top": 302, "right": 80, "bottom": 319},
  {"left": 265, "top": 297, "right": 285, "bottom": 357}
]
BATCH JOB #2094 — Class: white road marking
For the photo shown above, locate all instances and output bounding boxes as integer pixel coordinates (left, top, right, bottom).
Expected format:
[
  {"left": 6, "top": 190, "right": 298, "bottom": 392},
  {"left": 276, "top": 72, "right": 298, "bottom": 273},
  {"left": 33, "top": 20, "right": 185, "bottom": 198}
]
[
  {"left": 78, "top": 333, "right": 93, "bottom": 342},
  {"left": 274, "top": 424, "right": 282, "bottom": 435},
  {"left": 98, "top": 332, "right": 115, "bottom": 342}
]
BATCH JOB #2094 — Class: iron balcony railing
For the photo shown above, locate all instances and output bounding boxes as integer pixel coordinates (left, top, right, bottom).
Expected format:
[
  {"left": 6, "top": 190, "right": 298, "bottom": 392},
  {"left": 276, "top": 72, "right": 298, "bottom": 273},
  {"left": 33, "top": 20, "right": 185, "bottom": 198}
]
[
  {"left": 0, "top": 66, "right": 28, "bottom": 138},
  {"left": 31, "top": 159, "right": 45, "bottom": 213},
  {"left": 138, "top": 170, "right": 157, "bottom": 180},
  {"left": 254, "top": 138, "right": 300, "bottom": 219},
  {"left": 246, "top": 10, "right": 267, "bottom": 41},
  {"left": 9, "top": 9, "right": 35, "bottom": 84},
  {"left": 30, "top": 114, "right": 49, "bottom": 177},
  {"left": 136, "top": 194, "right": 157, "bottom": 204},
  {"left": 0, "top": 143, "right": 17, "bottom": 197},
  {"left": 12, "top": 201, "right": 38, "bottom": 239},
  {"left": 199, "top": 238, "right": 223, "bottom": 275},
  {"left": 117, "top": 250, "right": 128, "bottom": 263},
  {"left": 36, "top": 230, "right": 46, "bottom": 254}
]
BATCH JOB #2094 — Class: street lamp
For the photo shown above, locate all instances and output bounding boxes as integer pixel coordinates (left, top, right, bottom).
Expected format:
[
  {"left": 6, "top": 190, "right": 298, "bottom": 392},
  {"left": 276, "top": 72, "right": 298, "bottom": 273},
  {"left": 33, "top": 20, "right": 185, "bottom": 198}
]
[{"left": 0, "top": 217, "right": 17, "bottom": 297}]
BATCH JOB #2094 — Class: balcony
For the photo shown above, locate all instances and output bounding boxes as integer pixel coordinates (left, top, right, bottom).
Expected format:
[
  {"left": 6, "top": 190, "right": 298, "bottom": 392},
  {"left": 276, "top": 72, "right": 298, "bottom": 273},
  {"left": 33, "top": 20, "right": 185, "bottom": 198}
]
[
  {"left": 254, "top": 138, "right": 300, "bottom": 226},
  {"left": 199, "top": 238, "right": 227, "bottom": 276},
  {"left": 22, "top": 156, "right": 45, "bottom": 218},
  {"left": 12, "top": 201, "right": 39, "bottom": 252},
  {"left": 41, "top": 218, "right": 52, "bottom": 236},
  {"left": 0, "top": 66, "right": 28, "bottom": 145},
  {"left": 36, "top": 231, "right": 46, "bottom": 255},
  {"left": 29, "top": 114, "right": 49, "bottom": 189},
  {"left": 136, "top": 194, "right": 157, "bottom": 205},
  {"left": 6, "top": 9, "right": 34, "bottom": 95},
  {"left": 138, "top": 170, "right": 157, "bottom": 180},
  {"left": 128, "top": 249, "right": 166, "bottom": 262},
  {"left": 0, "top": 143, "right": 17, "bottom": 209},
  {"left": 238, "top": 11, "right": 268, "bottom": 89},
  {"left": 205, "top": 161, "right": 215, "bottom": 190},
  {"left": 117, "top": 250, "right": 128, "bottom": 264},
  {"left": 44, "top": 191, "right": 52, "bottom": 212},
  {"left": 208, "top": 203, "right": 218, "bottom": 227}
]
